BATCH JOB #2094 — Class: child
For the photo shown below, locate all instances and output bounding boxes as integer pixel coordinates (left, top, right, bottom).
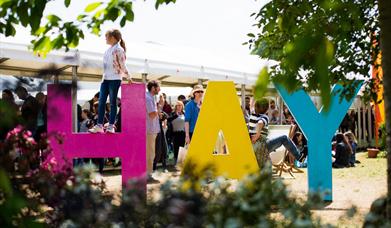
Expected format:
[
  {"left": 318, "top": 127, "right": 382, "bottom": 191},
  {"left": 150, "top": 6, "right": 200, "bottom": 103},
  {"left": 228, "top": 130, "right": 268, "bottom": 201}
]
[
  {"left": 250, "top": 98, "right": 304, "bottom": 169},
  {"left": 292, "top": 132, "right": 308, "bottom": 167},
  {"left": 344, "top": 131, "right": 358, "bottom": 167},
  {"left": 79, "top": 109, "right": 93, "bottom": 133},
  {"left": 249, "top": 98, "right": 270, "bottom": 168}
]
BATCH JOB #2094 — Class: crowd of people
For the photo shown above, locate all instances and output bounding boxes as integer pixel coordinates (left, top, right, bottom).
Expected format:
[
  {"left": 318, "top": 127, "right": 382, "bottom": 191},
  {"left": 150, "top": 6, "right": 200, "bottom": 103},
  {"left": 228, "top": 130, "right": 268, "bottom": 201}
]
[
  {"left": 0, "top": 86, "right": 47, "bottom": 141},
  {"left": 244, "top": 97, "right": 360, "bottom": 170},
  {"left": 145, "top": 81, "right": 203, "bottom": 182},
  {"left": 0, "top": 28, "right": 363, "bottom": 181},
  {"left": 0, "top": 82, "right": 362, "bottom": 179}
]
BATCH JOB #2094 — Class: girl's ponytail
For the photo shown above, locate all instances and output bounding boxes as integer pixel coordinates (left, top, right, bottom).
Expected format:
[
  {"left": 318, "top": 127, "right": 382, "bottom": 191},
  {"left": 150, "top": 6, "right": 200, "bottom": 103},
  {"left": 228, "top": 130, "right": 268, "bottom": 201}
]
[{"left": 120, "top": 39, "right": 126, "bottom": 53}]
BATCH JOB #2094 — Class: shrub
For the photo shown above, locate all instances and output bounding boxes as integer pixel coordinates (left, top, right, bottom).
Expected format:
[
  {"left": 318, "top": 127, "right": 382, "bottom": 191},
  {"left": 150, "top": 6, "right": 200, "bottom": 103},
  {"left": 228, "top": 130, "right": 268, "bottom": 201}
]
[{"left": 0, "top": 126, "right": 332, "bottom": 227}]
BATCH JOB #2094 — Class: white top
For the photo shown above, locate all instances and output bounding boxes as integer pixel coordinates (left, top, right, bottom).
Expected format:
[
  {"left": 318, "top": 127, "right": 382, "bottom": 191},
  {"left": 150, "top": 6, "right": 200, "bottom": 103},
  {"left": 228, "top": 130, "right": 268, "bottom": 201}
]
[
  {"left": 103, "top": 43, "right": 129, "bottom": 80},
  {"left": 172, "top": 114, "right": 185, "bottom": 132}
]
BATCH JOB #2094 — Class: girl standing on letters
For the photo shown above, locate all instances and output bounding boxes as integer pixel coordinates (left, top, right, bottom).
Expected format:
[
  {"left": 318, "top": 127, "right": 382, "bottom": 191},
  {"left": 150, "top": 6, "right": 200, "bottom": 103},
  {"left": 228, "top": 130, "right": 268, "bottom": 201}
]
[{"left": 90, "top": 29, "right": 132, "bottom": 133}]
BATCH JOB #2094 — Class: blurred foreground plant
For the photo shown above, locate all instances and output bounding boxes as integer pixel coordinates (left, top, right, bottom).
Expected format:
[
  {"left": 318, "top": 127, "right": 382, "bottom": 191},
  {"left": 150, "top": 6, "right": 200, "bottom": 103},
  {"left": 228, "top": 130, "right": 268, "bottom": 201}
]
[{"left": 1, "top": 125, "right": 333, "bottom": 227}]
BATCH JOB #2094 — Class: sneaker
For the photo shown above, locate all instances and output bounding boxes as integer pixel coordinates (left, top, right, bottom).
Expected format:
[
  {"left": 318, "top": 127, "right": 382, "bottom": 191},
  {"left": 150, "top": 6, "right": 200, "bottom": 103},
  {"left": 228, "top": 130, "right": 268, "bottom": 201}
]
[
  {"left": 106, "top": 125, "right": 115, "bottom": 134},
  {"left": 147, "top": 176, "right": 160, "bottom": 184},
  {"left": 89, "top": 125, "right": 104, "bottom": 133}
]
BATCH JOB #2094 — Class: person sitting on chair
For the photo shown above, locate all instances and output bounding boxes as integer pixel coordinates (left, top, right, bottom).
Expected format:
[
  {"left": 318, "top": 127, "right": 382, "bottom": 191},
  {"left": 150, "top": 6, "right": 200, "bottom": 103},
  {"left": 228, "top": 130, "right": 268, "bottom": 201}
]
[{"left": 249, "top": 98, "right": 305, "bottom": 169}]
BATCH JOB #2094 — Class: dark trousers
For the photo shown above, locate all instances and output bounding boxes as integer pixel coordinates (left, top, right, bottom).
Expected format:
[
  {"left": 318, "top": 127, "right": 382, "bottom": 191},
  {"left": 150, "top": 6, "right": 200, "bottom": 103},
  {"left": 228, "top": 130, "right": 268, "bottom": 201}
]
[
  {"left": 98, "top": 80, "right": 121, "bottom": 125},
  {"left": 172, "top": 131, "right": 186, "bottom": 163}
]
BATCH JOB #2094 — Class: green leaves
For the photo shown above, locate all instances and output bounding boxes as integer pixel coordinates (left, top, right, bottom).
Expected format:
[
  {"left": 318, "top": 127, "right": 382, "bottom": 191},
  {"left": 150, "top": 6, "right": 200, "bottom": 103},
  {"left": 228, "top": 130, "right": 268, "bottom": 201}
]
[
  {"left": 254, "top": 67, "right": 270, "bottom": 100},
  {"left": 64, "top": 0, "right": 71, "bottom": 8},
  {"left": 0, "top": 0, "right": 176, "bottom": 55},
  {"left": 0, "top": 0, "right": 12, "bottom": 7},
  {"left": 16, "top": 1, "right": 29, "bottom": 26},
  {"left": 0, "top": 170, "right": 12, "bottom": 196},
  {"left": 52, "top": 35, "right": 65, "bottom": 49},
  {"left": 106, "top": 7, "right": 120, "bottom": 21},
  {"left": 85, "top": 2, "right": 102, "bottom": 13},
  {"left": 46, "top": 14, "right": 62, "bottom": 26},
  {"left": 29, "top": 0, "right": 47, "bottom": 33},
  {"left": 249, "top": 0, "right": 379, "bottom": 110},
  {"left": 155, "top": 0, "right": 176, "bottom": 10},
  {"left": 4, "top": 23, "right": 16, "bottom": 36}
]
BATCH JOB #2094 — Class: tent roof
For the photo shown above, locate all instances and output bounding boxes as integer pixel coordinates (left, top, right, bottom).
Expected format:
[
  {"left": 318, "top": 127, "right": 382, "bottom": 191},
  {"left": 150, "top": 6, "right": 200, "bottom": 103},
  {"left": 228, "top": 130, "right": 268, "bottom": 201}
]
[{"left": 0, "top": 41, "right": 268, "bottom": 91}]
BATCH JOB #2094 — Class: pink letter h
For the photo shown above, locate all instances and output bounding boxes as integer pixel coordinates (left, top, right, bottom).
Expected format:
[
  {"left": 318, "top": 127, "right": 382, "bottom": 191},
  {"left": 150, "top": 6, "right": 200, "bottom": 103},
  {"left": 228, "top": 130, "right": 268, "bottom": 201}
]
[{"left": 47, "top": 84, "right": 146, "bottom": 186}]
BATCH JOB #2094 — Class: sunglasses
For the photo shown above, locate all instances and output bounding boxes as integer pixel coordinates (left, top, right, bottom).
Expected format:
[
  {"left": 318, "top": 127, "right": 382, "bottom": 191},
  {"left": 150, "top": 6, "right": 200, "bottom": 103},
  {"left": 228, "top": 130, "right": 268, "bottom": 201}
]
[{"left": 194, "top": 91, "right": 204, "bottom": 94}]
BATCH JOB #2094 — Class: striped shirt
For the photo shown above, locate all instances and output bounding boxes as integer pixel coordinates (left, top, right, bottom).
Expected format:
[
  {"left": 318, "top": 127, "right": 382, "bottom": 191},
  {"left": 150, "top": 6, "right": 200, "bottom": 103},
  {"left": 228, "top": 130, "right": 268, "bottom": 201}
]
[
  {"left": 248, "top": 113, "right": 269, "bottom": 138},
  {"left": 103, "top": 43, "right": 129, "bottom": 80}
]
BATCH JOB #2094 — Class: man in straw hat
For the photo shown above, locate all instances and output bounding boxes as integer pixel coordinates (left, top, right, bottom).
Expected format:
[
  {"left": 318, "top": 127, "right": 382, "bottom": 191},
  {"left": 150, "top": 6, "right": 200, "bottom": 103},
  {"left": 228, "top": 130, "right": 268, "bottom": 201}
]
[{"left": 185, "top": 84, "right": 204, "bottom": 144}]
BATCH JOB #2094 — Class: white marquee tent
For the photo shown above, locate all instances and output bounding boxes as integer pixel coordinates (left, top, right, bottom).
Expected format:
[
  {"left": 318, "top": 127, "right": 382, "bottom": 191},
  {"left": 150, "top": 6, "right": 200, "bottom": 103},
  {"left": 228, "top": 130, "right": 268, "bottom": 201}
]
[
  {"left": 0, "top": 41, "right": 375, "bottom": 147},
  {"left": 0, "top": 41, "right": 269, "bottom": 90}
]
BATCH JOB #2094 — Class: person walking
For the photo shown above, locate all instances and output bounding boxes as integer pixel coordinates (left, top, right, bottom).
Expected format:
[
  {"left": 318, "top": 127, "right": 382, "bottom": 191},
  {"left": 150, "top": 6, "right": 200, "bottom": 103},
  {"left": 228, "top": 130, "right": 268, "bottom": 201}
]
[
  {"left": 184, "top": 85, "right": 204, "bottom": 144},
  {"left": 89, "top": 29, "right": 131, "bottom": 134}
]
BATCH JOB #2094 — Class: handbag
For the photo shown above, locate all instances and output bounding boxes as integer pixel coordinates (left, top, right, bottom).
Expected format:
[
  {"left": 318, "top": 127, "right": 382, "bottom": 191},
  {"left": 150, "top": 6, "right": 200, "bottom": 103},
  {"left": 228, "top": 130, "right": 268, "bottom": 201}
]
[{"left": 177, "top": 145, "right": 188, "bottom": 167}]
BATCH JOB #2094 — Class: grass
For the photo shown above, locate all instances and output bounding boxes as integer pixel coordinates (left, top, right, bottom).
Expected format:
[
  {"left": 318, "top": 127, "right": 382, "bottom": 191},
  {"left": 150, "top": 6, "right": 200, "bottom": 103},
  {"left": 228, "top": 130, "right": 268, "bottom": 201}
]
[
  {"left": 333, "top": 152, "right": 387, "bottom": 179},
  {"left": 283, "top": 152, "right": 387, "bottom": 227}
]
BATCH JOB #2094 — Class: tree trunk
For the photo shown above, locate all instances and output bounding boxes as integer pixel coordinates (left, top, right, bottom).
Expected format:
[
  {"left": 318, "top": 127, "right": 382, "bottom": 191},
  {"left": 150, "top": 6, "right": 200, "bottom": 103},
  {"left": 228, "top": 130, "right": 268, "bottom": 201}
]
[{"left": 378, "top": 0, "right": 391, "bottom": 221}]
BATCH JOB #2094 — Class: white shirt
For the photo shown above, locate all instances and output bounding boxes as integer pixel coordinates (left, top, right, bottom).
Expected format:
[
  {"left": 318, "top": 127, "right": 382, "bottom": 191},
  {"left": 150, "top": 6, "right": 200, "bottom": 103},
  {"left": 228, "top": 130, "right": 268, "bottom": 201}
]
[{"left": 103, "top": 43, "right": 129, "bottom": 80}]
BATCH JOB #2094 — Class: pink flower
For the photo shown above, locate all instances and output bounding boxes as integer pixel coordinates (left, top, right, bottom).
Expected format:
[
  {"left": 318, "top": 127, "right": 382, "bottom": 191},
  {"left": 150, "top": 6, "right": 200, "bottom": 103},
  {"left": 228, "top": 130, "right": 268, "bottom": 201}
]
[
  {"left": 41, "top": 155, "right": 58, "bottom": 172},
  {"left": 23, "top": 130, "right": 32, "bottom": 139},
  {"left": 26, "top": 137, "right": 37, "bottom": 145}
]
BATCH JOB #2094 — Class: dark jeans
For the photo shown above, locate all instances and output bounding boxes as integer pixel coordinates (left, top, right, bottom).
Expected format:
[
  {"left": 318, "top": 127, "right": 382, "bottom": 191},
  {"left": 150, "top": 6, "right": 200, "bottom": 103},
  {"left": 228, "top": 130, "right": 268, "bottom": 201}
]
[
  {"left": 172, "top": 131, "right": 186, "bottom": 163},
  {"left": 98, "top": 80, "right": 121, "bottom": 125},
  {"left": 266, "top": 135, "right": 301, "bottom": 160}
]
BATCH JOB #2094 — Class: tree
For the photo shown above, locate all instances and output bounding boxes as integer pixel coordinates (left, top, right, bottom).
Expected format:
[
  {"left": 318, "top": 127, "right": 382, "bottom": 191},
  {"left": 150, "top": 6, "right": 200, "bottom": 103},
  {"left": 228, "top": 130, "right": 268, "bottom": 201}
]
[
  {"left": 378, "top": 0, "right": 391, "bottom": 221},
  {"left": 247, "top": 0, "right": 390, "bottom": 220},
  {"left": 0, "top": 0, "right": 176, "bottom": 55}
]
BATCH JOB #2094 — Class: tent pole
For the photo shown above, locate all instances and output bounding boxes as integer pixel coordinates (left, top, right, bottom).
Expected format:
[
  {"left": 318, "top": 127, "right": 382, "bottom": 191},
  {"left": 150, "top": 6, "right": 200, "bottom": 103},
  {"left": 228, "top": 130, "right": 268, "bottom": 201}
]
[
  {"left": 358, "top": 101, "right": 362, "bottom": 146},
  {"left": 72, "top": 66, "right": 78, "bottom": 133},
  {"left": 368, "top": 104, "right": 373, "bottom": 146},
  {"left": 241, "top": 84, "right": 246, "bottom": 111},
  {"left": 142, "top": 73, "right": 147, "bottom": 84},
  {"left": 279, "top": 96, "right": 283, "bottom": 124}
]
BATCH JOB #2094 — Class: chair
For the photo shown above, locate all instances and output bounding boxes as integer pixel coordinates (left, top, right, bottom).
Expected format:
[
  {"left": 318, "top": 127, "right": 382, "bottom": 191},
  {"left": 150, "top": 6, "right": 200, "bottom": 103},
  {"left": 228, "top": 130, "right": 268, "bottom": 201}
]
[
  {"left": 269, "top": 146, "right": 294, "bottom": 177},
  {"left": 268, "top": 125, "right": 295, "bottom": 178}
]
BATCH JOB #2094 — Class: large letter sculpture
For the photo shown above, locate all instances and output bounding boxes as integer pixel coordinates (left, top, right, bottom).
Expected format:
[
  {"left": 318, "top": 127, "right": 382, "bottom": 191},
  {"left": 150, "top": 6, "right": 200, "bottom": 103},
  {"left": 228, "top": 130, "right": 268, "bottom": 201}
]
[
  {"left": 47, "top": 84, "right": 146, "bottom": 185},
  {"left": 184, "top": 81, "right": 259, "bottom": 179},
  {"left": 275, "top": 82, "right": 362, "bottom": 201}
]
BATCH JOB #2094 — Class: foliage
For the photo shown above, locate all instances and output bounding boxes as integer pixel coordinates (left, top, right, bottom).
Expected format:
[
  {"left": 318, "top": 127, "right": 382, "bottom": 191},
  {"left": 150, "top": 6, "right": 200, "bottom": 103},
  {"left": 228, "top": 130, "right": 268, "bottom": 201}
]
[
  {"left": 0, "top": 125, "right": 335, "bottom": 227},
  {"left": 0, "top": 0, "right": 176, "bottom": 55},
  {"left": 363, "top": 196, "right": 391, "bottom": 227},
  {"left": 247, "top": 0, "right": 379, "bottom": 110}
]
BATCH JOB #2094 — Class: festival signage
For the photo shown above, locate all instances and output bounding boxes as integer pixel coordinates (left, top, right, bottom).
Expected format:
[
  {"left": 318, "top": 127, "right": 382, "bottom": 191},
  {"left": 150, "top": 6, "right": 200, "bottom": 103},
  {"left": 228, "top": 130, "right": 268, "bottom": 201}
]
[
  {"left": 47, "top": 81, "right": 362, "bottom": 201},
  {"left": 275, "top": 82, "right": 362, "bottom": 201},
  {"left": 184, "top": 81, "right": 259, "bottom": 178}
]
